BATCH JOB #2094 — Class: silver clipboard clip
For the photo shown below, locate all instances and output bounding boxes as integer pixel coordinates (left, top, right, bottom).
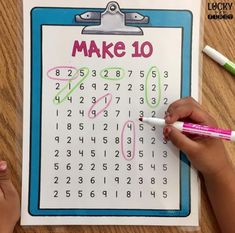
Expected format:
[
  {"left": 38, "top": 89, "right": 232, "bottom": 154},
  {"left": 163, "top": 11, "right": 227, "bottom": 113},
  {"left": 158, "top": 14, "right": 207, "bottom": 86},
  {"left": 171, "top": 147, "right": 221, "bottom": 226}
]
[{"left": 75, "top": 1, "right": 149, "bottom": 35}]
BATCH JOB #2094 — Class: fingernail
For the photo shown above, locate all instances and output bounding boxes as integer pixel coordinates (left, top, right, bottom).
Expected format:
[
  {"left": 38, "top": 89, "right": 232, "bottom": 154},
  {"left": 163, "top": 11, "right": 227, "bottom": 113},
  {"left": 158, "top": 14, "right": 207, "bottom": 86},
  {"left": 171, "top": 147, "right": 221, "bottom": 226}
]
[
  {"left": 163, "top": 127, "right": 166, "bottom": 134},
  {"left": 165, "top": 127, "right": 172, "bottom": 135},
  {"left": 0, "top": 161, "right": 7, "bottom": 171},
  {"left": 164, "top": 111, "right": 170, "bottom": 118},
  {"left": 163, "top": 136, "right": 168, "bottom": 141},
  {"left": 165, "top": 116, "right": 171, "bottom": 123}
]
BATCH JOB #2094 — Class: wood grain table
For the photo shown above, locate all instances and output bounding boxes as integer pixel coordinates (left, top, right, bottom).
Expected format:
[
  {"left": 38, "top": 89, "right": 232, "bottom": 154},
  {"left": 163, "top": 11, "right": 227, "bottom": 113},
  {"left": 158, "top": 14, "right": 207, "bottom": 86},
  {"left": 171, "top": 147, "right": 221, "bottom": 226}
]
[{"left": 0, "top": 0, "right": 234, "bottom": 232}]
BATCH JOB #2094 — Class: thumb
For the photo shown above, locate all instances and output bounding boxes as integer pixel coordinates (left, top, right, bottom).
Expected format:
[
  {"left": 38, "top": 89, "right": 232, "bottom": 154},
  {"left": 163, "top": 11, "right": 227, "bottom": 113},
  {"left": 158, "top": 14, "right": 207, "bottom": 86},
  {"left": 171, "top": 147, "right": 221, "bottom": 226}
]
[
  {"left": 0, "top": 161, "right": 15, "bottom": 198},
  {"left": 165, "top": 126, "right": 199, "bottom": 156}
]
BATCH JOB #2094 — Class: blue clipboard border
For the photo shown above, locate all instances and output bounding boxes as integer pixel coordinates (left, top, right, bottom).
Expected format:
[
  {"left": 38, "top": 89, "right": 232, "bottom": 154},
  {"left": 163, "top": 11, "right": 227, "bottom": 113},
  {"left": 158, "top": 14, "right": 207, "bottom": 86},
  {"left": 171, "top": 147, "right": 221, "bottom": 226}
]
[{"left": 29, "top": 6, "right": 193, "bottom": 217}]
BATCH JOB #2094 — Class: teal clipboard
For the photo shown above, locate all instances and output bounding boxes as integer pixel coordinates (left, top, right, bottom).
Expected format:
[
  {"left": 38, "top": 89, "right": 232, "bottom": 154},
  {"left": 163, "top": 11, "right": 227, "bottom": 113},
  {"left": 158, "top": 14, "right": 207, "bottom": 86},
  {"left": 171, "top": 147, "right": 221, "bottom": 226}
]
[{"left": 29, "top": 2, "right": 192, "bottom": 218}]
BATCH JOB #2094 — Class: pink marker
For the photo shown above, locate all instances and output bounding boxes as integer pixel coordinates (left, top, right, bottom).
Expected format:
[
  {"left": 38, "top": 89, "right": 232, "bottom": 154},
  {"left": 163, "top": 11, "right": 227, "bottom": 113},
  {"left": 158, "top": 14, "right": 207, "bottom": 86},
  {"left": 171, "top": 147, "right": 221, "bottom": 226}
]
[{"left": 139, "top": 117, "right": 235, "bottom": 141}]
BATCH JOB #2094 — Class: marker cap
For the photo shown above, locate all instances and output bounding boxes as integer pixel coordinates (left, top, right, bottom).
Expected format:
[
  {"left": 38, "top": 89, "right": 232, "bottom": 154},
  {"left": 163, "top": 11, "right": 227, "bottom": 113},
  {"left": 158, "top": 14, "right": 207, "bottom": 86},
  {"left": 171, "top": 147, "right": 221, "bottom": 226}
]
[
  {"left": 224, "top": 61, "right": 235, "bottom": 76},
  {"left": 203, "top": 45, "right": 228, "bottom": 66}
]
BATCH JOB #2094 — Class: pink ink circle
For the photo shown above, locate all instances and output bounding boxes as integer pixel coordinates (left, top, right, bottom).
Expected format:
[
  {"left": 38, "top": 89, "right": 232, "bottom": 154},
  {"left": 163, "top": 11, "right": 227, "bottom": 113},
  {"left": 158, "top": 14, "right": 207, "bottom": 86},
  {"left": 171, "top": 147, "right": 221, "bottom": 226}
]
[
  {"left": 87, "top": 93, "right": 113, "bottom": 119},
  {"left": 47, "top": 66, "right": 78, "bottom": 81},
  {"left": 121, "top": 120, "right": 136, "bottom": 161}
]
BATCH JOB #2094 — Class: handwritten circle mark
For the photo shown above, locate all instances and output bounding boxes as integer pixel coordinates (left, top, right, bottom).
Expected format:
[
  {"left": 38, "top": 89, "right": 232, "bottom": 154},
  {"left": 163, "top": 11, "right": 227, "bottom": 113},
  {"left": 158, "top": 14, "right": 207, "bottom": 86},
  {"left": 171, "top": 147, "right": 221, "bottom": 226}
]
[
  {"left": 100, "top": 67, "right": 125, "bottom": 81},
  {"left": 47, "top": 66, "right": 79, "bottom": 81},
  {"left": 121, "top": 120, "right": 136, "bottom": 161},
  {"left": 145, "top": 66, "right": 161, "bottom": 108},
  {"left": 88, "top": 93, "right": 113, "bottom": 119},
  {"left": 53, "top": 67, "right": 90, "bottom": 105}
]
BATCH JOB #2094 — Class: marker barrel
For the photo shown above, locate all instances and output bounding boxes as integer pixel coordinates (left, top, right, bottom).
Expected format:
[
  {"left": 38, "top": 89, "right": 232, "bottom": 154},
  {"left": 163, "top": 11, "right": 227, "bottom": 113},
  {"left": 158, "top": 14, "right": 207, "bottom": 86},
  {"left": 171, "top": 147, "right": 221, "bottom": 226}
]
[
  {"left": 203, "top": 45, "right": 235, "bottom": 76},
  {"left": 141, "top": 117, "right": 235, "bottom": 142}
]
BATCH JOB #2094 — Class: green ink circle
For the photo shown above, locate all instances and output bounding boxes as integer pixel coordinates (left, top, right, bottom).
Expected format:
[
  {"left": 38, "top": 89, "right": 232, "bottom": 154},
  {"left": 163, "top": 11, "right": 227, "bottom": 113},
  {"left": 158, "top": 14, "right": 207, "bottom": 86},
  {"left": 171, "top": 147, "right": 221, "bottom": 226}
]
[
  {"left": 100, "top": 67, "right": 125, "bottom": 81},
  {"left": 145, "top": 66, "right": 161, "bottom": 108},
  {"left": 53, "top": 67, "right": 90, "bottom": 105}
]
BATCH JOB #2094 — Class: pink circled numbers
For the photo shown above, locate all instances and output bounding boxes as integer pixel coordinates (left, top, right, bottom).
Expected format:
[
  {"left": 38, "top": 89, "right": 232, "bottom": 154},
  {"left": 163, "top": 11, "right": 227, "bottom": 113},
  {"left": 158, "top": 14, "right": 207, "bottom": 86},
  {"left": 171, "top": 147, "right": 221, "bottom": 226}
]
[
  {"left": 88, "top": 93, "right": 113, "bottom": 119},
  {"left": 47, "top": 66, "right": 79, "bottom": 81},
  {"left": 121, "top": 120, "right": 136, "bottom": 161}
]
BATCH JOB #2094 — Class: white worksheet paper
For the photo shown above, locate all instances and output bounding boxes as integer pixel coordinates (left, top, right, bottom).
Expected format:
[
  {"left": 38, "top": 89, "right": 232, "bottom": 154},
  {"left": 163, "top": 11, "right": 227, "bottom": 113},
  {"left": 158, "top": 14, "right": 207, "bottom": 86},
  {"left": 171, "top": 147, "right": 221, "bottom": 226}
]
[{"left": 22, "top": 0, "right": 201, "bottom": 226}]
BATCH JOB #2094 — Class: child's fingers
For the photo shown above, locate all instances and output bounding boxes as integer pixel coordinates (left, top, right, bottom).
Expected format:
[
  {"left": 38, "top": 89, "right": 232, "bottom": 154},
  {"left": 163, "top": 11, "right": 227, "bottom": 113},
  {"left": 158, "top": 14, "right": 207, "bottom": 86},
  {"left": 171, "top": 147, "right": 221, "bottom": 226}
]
[
  {"left": 164, "top": 126, "right": 199, "bottom": 156},
  {"left": 167, "top": 97, "right": 201, "bottom": 110},
  {"left": 166, "top": 103, "right": 216, "bottom": 125},
  {"left": 166, "top": 102, "right": 217, "bottom": 127},
  {"left": 0, "top": 161, "right": 16, "bottom": 200},
  {"left": 166, "top": 98, "right": 201, "bottom": 122},
  {"left": 166, "top": 97, "right": 201, "bottom": 117}
]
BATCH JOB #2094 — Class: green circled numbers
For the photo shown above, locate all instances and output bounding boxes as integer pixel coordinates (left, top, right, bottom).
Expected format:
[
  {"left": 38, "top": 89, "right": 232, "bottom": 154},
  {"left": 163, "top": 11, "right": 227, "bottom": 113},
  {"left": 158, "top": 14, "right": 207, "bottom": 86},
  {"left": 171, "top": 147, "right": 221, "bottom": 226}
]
[
  {"left": 145, "top": 66, "right": 161, "bottom": 108},
  {"left": 100, "top": 67, "right": 125, "bottom": 81},
  {"left": 53, "top": 67, "right": 90, "bottom": 105}
]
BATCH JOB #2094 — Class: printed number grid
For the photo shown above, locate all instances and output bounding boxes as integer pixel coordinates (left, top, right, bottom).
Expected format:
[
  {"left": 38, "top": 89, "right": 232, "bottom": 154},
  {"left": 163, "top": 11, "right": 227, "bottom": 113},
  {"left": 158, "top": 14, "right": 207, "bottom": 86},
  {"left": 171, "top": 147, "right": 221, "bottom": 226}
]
[{"left": 40, "top": 27, "right": 182, "bottom": 210}]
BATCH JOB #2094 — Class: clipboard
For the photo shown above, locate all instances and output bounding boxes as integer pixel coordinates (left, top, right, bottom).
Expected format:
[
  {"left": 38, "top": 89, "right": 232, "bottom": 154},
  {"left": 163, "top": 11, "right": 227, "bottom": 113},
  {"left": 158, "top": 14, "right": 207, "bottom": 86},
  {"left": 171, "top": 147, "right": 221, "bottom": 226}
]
[{"left": 22, "top": 0, "right": 200, "bottom": 226}]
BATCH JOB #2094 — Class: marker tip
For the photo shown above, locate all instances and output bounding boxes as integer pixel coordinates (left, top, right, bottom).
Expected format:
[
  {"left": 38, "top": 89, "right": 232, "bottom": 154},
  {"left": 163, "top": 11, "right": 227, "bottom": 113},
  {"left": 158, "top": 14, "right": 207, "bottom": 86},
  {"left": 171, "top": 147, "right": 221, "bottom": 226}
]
[{"left": 139, "top": 117, "right": 143, "bottom": 122}]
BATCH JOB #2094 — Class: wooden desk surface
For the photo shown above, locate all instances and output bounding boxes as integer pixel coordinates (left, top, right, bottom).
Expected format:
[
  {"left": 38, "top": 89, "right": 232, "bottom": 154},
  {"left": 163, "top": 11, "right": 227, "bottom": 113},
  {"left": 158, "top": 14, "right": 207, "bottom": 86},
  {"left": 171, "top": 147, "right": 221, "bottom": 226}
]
[{"left": 0, "top": 0, "right": 234, "bottom": 232}]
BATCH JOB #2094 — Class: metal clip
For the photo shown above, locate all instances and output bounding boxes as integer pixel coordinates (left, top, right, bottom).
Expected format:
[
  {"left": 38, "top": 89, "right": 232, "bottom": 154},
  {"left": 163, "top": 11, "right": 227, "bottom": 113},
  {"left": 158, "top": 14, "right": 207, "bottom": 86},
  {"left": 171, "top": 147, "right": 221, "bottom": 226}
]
[{"left": 75, "top": 1, "right": 149, "bottom": 35}]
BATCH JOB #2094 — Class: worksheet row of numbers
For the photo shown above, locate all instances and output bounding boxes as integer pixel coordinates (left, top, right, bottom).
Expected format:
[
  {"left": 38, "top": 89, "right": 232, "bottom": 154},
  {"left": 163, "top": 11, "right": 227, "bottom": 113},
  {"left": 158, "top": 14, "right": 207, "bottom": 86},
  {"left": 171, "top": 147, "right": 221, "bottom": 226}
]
[{"left": 52, "top": 189, "right": 169, "bottom": 199}]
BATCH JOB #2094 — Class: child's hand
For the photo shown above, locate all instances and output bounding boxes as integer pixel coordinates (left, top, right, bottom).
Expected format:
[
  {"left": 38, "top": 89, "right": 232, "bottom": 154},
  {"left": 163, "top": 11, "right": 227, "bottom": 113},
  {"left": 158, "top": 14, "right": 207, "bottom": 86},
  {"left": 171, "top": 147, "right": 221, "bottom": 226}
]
[
  {"left": 163, "top": 97, "right": 231, "bottom": 177},
  {"left": 0, "top": 161, "right": 20, "bottom": 233},
  {"left": 163, "top": 97, "right": 235, "bottom": 233}
]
